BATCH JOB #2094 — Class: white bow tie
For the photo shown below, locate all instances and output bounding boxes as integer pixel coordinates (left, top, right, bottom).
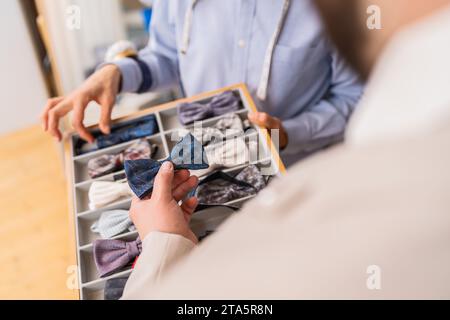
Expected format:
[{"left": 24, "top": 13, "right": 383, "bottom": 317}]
[
  {"left": 194, "top": 137, "right": 250, "bottom": 176},
  {"left": 88, "top": 181, "right": 132, "bottom": 210}
]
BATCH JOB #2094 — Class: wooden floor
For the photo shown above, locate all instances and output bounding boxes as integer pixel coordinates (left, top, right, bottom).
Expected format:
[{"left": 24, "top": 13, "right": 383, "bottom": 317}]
[{"left": 0, "top": 125, "right": 78, "bottom": 300}]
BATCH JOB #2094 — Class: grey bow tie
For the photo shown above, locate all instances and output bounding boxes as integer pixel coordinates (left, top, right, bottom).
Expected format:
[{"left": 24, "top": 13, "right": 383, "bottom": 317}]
[
  {"left": 177, "top": 91, "right": 242, "bottom": 125},
  {"left": 196, "top": 165, "right": 267, "bottom": 204}
]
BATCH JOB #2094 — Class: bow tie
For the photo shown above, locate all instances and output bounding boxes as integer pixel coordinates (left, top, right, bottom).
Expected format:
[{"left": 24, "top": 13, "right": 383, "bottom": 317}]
[
  {"left": 77, "top": 114, "right": 158, "bottom": 155},
  {"left": 104, "top": 277, "right": 129, "bottom": 300},
  {"left": 125, "top": 133, "right": 209, "bottom": 199},
  {"left": 177, "top": 91, "right": 241, "bottom": 125},
  {"left": 194, "top": 137, "right": 249, "bottom": 177},
  {"left": 87, "top": 139, "right": 156, "bottom": 179},
  {"left": 93, "top": 237, "right": 142, "bottom": 278},
  {"left": 179, "top": 113, "right": 251, "bottom": 147},
  {"left": 89, "top": 181, "right": 133, "bottom": 210},
  {"left": 196, "top": 165, "right": 267, "bottom": 204},
  {"left": 91, "top": 210, "right": 135, "bottom": 239}
]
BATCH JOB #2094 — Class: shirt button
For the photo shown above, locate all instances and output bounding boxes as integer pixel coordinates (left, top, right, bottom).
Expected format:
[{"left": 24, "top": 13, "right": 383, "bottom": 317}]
[{"left": 238, "top": 39, "right": 246, "bottom": 48}]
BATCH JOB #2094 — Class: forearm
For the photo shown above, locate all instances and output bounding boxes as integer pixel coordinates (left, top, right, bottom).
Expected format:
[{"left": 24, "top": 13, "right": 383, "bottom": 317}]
[
  {"left": 112, "top": 0, "right": 179, "bottom": 94},
  {"left": 282, "top": 96, "right": 355, "bottom": 155},
  {"left": 282, "top": 47, "right": 364, "bottom": 155},
  {"left": 122, "top": 232, "right": 196, "bottom": 300},
  {"left": 113, "top": 52, "right": 179, "bottom": 94}
]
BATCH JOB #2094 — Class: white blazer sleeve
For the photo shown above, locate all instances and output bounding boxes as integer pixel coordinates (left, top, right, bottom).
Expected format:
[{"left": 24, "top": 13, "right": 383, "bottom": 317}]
[{"left": 121, "top": 232, "right": 196, "bottom": 300}]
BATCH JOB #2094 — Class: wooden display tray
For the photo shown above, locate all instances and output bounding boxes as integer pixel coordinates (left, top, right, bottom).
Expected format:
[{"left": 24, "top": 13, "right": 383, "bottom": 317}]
[{"left": 63, "top": 83, "right": 286, "bottom": 300}]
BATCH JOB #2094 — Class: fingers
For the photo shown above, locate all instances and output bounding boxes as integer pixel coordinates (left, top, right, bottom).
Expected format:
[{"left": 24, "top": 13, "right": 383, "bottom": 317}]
[
  {"left": 41, "top": 97, "right": 64, "bottom": 131},
  {"left": 172, "top": 170, "right": 190, "bottom": 190},
  {"left": 152, "top": 162, "right": 175, "bottom": 202},
  {"left": 47, "top": 100, "right": 72, "bottom": 141},
  {"left": 181, "top": 197, "right": 199, "bottom": 222},
  {"left": 248, "top": 112, "right": 281, "bottom": 129},
  {"left": 72, "top": 98, "right": 94, "bottom": 143},
  {"left": 98, "top": 96, "right": 114, "bottom": 135},
  {"left": 173, "top": 175, "right": 199, "bottom": 202}
]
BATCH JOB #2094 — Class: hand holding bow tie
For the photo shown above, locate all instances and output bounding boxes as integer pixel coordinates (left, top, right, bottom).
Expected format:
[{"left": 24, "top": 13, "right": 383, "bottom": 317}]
[
  {"left": 124, "top": 133, "right": 209, "bottom": 199},
  {"left": 129, "top": 162, "right": 200, "bottom": 245}
]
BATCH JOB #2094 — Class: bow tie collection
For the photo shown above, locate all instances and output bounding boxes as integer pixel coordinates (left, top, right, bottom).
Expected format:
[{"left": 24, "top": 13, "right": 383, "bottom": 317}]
[
  {"left": 87, "top": 139, "right": 157, "bottom": 179},
  {"left": 87, "top": 134, "right": 208, "bottom": 208},
  {"left": 87, "top": 134, "right": 253, "bottom": 208},
  {"left": 76, "top": 114, "right": 158, "bottom": 155},
  {"left": 177, "top": 91, "right": 242, "bottom": 125},
  {"left": 81, "top": 93, "right": 275, "bottom": 284},
  {"left": 93, "top": 237, "right": 142, "bottom": 278}
]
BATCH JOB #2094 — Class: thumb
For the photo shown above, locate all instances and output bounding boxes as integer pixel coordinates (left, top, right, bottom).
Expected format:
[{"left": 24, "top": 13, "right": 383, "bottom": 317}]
[{"left": 153, "top": 162, "right": 174, "bottom": 202}]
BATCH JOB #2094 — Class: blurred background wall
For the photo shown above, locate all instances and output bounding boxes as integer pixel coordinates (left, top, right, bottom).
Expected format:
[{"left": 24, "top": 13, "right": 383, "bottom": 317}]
[
  {"left": 0, "top": 0, "right": 172, "bottom": 299},
  {"left": 0, "top": 0, "right": 48, "bottom": 135}
]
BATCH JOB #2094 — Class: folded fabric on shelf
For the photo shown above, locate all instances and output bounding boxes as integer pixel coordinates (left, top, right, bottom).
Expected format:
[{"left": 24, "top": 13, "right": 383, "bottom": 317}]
[
  {"left": 125, "top": 133, "right": 209, "bottom": 199},
  {"left": 104, "top": 277, "right": 129, "bottom": 300},
  {"left": 91, "top": 210, "right": 135, "bottom": 239},
  {"left": 76, "top": 114, "right": 158, "bottom": 155},
  {"left": 177, "top": 91, "right": 241, "bottom": 125},
  {"left": 196, "top": 165, "right": 267, "bottom": 204},
  {"left": 93, "top": 237, "right": 142, "bottom": 278},
  {"left": 88, "top": 181, "right": 133, "bottom": 211},
  {"left": 87, "top": 140, "right": 157, "bottom": 179}
]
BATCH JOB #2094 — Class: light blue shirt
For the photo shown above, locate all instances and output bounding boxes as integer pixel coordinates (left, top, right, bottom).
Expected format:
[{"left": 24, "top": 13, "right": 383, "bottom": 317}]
[{"left": 114, "top": 0, "right": 363, "bottom": 166}]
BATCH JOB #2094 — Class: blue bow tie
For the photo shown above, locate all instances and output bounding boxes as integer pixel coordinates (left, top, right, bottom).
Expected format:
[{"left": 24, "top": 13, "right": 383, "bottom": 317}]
[{"left": 124, "top": 134, "right": 209, "bottom": 199}]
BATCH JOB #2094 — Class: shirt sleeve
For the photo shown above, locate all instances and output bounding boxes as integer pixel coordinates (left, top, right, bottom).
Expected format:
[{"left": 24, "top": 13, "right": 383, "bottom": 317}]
[
  {"left": 121, "top": 232, "right": 196, "bottom": 300},
  {"left": 282, "top": 47, "right": 364, "bottom": 156},
  {"left": 113, "top": 0, "right": 180, "bottom": 93}
]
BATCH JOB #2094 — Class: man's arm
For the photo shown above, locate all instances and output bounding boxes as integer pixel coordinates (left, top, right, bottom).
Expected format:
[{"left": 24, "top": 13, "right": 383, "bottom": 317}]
[
  {"left": 282, "top": 48, "right": 364, "bottom": 155},
  {"left": 41, "top": 0, "right": 180, "bottom": 142},
  {"left": 113, "top": 0, "right": 180, "bottom": 93},
  {"left": 122, "top": 232, "right": 195, "bottom": 299},
  {"left": 120, "top": 162, "right": 199, "bottom": 299}
]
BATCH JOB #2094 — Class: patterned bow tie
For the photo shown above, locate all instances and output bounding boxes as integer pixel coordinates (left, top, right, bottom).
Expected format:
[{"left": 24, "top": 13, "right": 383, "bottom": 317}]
[
  {"left": 77, "top": 114, "right": 158, "bottom": 155},
  {"left": 87, "top": 140, "right": 156, "bottom": 179},
  {"left": 93, "top": 237, "right": 142, "bottom": 278},
  {"left": 89, "top": 181, "right": 133, "bottom": 210},
  {"left": 125, "top": 133, "right": 209, "bottom": 199},
  {"left": 177, "top": 91, "right": 241, "bottom": 125},
  {"left": 91, "top": 210, "right": 135, "bottom": 239},
  {"left": 196, "top": 165, "right": 267, "bottom": 204},
  {"left": 194, "top": 137, "right": 250, "bottom": 177},
  {"left": 179, "top": 113, "right": 251, "bottom": 147}
]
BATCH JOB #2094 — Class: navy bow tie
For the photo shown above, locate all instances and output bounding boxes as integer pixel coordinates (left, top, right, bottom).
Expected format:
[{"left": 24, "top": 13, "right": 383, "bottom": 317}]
[
  {"left": 124, "top": 133, "right": 209, "bottom": 199},
  {"left": 75, "top": 114, "right": 158, "bottom": 155}
]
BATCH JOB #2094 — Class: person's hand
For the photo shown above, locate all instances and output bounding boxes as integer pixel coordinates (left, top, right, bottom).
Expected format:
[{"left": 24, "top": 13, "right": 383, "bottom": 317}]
[
  {"left": 41, "top": 64, "right": 122, "bottom": 143},
  {"left": 129, "top": 162, "right": 200, "bottom": 244},
  {"left": 248, "top": 112, "right": 288, "bottom": 149}
]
